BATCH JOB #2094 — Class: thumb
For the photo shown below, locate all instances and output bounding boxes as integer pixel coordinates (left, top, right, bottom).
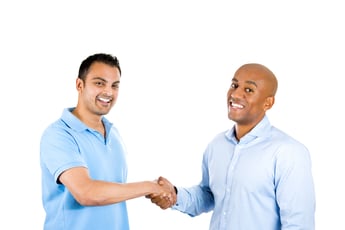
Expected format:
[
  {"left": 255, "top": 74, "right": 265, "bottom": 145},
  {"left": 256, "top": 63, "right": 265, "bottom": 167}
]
[{"left": 158, "top": 176, "right": 165, "bottom": 185}]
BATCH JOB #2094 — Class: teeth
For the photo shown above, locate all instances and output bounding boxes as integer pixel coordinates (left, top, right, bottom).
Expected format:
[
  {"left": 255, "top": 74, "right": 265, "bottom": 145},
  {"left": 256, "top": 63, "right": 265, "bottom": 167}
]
[
  {"left": 98, "top": 97, "right": 111, "bottom": 102},
  {"left": 232, "top": 103, "right": 243, "bottom": 109}
]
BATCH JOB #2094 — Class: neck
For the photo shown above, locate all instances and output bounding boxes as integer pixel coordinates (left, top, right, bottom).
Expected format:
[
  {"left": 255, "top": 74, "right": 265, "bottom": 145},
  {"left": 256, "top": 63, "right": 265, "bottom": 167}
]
[
  {"left": 72, "top": 107, "right": 105, "bottom": 135},
  {"left": 234, "top": 125, "right": 251, "bottom": 141}
]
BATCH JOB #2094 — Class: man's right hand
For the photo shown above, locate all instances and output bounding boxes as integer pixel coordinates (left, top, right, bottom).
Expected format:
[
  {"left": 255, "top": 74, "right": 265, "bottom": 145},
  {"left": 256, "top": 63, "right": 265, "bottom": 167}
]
[{"left": 147, "top": 176, "right": 177, "bottom": 210}]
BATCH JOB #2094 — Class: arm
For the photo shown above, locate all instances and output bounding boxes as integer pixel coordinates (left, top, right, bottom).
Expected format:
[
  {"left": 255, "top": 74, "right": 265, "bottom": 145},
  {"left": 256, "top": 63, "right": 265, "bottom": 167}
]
[
  {"left": 148, "top": 150, "right": 214, "bottom": 216},
  {"left": 59, "top": 167, "right": 173, "bottom": 206},
  {"left": 276, "top": 145, "right": 316, "bottom": 229},
  {"left": 170, "top": 148, "right": 214, "bottom": 216}
]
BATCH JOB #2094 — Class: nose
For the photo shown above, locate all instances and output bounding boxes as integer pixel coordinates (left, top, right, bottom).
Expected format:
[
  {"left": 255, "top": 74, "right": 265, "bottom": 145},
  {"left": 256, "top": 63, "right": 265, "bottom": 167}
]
[
  {"left": 102, "top": 86, "right": 114, "bottom": 97},
  {"left": 228, "top": 87, "right": 243, "bottom": 100}
]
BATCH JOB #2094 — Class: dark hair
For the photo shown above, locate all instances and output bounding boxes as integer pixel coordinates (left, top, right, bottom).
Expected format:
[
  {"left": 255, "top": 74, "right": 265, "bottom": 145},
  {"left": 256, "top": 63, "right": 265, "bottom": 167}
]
[{"left": 78, "top": 53, "right": 121, "bottom": 81}]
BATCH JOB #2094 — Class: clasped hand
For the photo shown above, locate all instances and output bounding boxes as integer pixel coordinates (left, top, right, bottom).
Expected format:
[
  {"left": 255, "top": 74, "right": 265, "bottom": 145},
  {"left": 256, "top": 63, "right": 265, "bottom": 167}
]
[{"left": 147, "top": 176, "right": 177, "bottom": 209}]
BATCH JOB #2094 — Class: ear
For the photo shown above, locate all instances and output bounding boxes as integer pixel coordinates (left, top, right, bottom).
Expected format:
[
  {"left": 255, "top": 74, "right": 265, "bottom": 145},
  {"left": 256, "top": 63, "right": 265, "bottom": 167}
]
[
  {"left": 264, "top": 96, "right": 275, "bottom": 111},
  {"left": 76, "top": 78, "right": 83, "bottom": 91}
]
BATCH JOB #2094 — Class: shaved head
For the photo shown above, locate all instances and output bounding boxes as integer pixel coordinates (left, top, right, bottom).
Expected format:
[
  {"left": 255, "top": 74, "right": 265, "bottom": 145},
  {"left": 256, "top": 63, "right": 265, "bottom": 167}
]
[{"left": 235, "top": 63, "right": 278, "bottom": 97}]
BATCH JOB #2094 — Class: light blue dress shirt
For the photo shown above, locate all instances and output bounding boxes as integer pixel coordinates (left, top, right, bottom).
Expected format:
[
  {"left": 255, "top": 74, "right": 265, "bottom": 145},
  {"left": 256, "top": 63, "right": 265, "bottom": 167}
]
[
  {"left": 40, "top": 108, "right": 129, "bottom": 230},
  {"left": 173, "top": 115, "right": 315, "bottom": 230}
]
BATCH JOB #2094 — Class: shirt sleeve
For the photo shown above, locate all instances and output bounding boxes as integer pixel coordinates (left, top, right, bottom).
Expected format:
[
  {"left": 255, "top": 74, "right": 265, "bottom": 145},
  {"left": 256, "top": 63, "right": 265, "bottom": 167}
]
[
  {"left": 275, "top": 142, "right": 316, "bottom": 230},
  {"left": 171, "top": 149, "right": 215, "bottom": 216},
  {"left": 40, "top": 124, "right": 87, "bottom": 183},
  {"left": 172, "top": 184, "right": 214, "bottom": 217}
]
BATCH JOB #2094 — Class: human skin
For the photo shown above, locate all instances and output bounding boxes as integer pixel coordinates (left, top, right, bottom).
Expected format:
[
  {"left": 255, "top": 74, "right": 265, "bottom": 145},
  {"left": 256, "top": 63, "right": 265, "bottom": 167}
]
[
  {"left": 149, "top": 63, "right": 278, "bottom": 209},
  {"left": 227, "top": 63, "right": 277, "bottom": 140},
  {"left": 59, "top": 62, "right": 175, "bottom": 206}
]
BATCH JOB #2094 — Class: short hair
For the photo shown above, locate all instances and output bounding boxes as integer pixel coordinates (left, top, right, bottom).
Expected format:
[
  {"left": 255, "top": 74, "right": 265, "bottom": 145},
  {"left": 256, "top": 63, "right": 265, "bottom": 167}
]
[{"left": 78, "top": 53, "right": 121, "bottom": 81}]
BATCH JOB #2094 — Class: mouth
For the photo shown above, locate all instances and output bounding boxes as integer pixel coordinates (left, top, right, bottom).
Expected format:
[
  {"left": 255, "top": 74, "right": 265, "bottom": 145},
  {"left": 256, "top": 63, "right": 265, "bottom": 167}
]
[
  {"left": 230, "top": 102, "right": 244, "bottom": 109},
  {"left": 97, "top": 96, "right": 112, "bottom": 104},
  {"left": 228, "top": 100, "right": 244, "bottom": 111}
]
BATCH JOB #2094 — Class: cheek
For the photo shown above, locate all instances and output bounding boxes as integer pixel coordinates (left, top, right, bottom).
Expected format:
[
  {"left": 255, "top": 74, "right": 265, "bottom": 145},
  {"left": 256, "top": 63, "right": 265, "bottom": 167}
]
[
  {"left": 252, "top": 101, "right": 267, "bottom": 113},
  {"left": 113, "top": 89, "right": 119, "bottom": 97},
  {"left": 226, "top": 89, "right": 232, "bottom": 99},
  {"left": 247, "top": 97, "right": 265, "bottom": 109},
  {"left": 83, "top": 88, "right": 100, "bottom": 101}
]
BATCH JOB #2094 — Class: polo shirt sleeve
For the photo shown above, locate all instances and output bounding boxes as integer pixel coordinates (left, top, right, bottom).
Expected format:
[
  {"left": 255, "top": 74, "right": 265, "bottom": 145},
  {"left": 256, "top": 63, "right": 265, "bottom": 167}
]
[{"left": 40, "top": 124, "right": 87, "bottom": 183}]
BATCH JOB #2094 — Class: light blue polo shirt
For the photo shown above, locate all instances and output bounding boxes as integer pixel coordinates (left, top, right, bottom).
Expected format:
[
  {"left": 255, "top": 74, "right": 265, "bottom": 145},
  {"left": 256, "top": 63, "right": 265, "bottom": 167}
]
[{"left": 40, "top": 108, "right": 129, "bottom": 230}]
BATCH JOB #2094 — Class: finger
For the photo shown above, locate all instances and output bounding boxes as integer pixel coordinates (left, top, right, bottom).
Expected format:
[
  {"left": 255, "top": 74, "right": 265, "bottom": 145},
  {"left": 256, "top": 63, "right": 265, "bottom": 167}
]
[
  {"left": 158, "top": 178, "right": 165, "bottom": 185},
  {"left": 156, "top": 200, "right": 172, "bottom": 210},
  {"left": 158, "top": 176, "right": 167, "bottom": 185},
  {"left": 150, "top": 196, "right": 172, "bottom": 209},
  {"left": 150, "top": 196, "right": 163, "bottom": 204}
]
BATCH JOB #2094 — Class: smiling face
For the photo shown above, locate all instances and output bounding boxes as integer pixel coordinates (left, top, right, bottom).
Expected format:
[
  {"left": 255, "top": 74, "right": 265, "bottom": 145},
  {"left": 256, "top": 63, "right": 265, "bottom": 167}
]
[
  {"left": 76, "top": 61, "right": 121, "bottom": 117},
  {"left": 227, "top": 63, "right": 277, "bottom": 137}
]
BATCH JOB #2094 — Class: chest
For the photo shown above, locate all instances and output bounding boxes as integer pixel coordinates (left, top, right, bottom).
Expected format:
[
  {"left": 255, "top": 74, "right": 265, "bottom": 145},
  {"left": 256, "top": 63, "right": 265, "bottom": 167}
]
[
  {"left": 76, "top": 131, "right": 128, "bottom": 182},
  {"left": 206, "top": 141, "right": 277, "bottom": 197}
]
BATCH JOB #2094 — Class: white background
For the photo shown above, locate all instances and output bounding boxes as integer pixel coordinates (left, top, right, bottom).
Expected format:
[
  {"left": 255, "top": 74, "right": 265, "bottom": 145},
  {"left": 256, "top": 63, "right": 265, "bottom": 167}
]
[{"left": 0, "top": 1, "right": 344, "bottom": 229}]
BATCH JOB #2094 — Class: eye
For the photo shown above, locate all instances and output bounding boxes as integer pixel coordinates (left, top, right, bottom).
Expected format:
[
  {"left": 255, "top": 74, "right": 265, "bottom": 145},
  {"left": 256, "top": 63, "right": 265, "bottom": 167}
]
[
  {"left": 230, "top": 83, "right": 238, "bottom": 89},
  {"left": 245, "top": 87, "right": 254, "bottom": 93},
  {"left": 112, "top": 83, "right": 119, "bottom": 89},
  {"left": 95, "top": 81, "right": 104, "bottom": 86}
]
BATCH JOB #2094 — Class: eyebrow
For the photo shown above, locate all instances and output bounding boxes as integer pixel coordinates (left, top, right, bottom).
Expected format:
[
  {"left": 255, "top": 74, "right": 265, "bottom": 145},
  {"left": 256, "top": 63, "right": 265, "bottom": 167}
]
[
  {"left": 92, "top": 76, "right": 120, "bottom": 84},
  {"left": 91, "top": 76, "right": 106, "bottom": 81},
  {"left": 232, "top": 78, "right": 257, "bottom": 87}
]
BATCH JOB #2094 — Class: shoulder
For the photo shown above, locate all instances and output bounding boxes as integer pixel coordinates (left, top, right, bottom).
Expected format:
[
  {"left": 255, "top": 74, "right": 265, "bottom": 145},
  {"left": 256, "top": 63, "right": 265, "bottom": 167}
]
[
  {"left": 210, "top": 130, "right": 230, "bottom": 144},
  {"left": 203, "top": 129, "right": 232, "bottom": 154},
  {"left": 271, "top": 126, "right": 306, "bottom": 147},
  {"left": 270, "top": 126, "right": 311, "bottom": 161},
  {"left": 40, "top": 117, "right": 80, "bottom": 150}
]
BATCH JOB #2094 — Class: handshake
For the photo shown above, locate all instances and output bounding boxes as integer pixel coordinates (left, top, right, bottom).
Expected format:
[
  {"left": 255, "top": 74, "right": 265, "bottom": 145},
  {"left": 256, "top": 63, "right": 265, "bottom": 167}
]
[{"left": 146, "top": 176, "right": 177, "bottom": 210}]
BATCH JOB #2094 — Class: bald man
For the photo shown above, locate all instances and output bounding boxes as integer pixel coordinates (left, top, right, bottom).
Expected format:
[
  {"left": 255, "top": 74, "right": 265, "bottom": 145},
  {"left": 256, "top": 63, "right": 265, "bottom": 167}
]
[{"left": 148, "top": 63, "right": 316, "bottom": 230}]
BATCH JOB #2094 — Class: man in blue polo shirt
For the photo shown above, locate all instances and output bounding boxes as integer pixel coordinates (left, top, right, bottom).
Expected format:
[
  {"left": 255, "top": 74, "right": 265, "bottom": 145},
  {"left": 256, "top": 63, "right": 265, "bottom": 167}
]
[{"left": 40, "top": 53, "right": 176, "bottom": 230}]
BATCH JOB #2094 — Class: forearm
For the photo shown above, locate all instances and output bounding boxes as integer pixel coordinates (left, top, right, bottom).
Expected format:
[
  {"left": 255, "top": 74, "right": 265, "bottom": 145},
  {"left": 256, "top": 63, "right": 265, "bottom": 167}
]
[
  {"left": 77, "top": 180, "right": 158, "bottom": 206},
  {"left": 172, "top": 185, "right": 214, "bottom": 216}
]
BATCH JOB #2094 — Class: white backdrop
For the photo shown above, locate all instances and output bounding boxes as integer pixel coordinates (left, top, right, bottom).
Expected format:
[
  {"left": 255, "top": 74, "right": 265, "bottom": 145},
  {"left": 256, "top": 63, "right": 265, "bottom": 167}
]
[{"left": 0, "top": 1, "right": 344, "bottom": 229}]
